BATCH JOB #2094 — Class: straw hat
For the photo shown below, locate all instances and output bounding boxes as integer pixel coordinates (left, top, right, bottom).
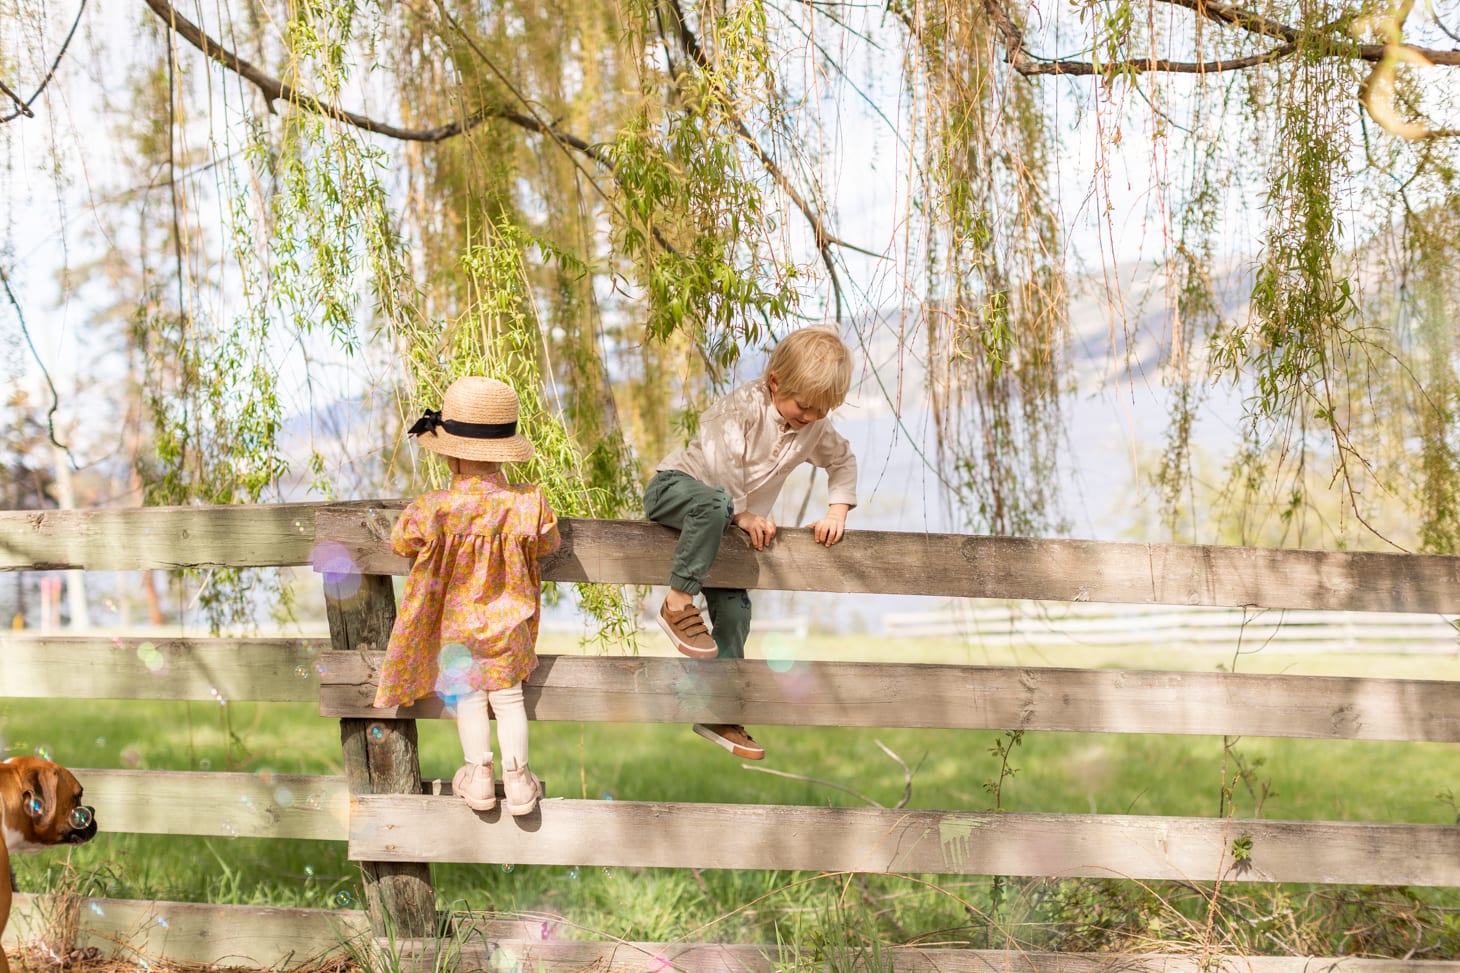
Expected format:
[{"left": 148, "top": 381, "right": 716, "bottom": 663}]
[{"left": 406, "top": 377, "right": 534, "bottom": 463}]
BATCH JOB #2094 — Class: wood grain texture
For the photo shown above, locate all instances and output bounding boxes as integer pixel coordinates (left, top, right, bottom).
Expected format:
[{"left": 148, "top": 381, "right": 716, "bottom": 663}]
[
  {"left": 9, "top": 500, "right": 1460, "bottom": 613},
  {"left": 318, "top": 651, "right": 1460, "bottom": 742},
  {"left": 3, "top": 894, "right": 371, "bottom": 967},
  {"left": 314, "top": 504, "right": 1460, "bottom": 612},
  {"left": 326, "top": 572, "right": 436, "bottom": 940},
  {"left": 78, "top": 768, "right": 349, "bottom": 840},
  {"left": 349, "top": 796, "right": 1460, "bottom": 886},
  {"left": 0, "top": 503, "right": 341, "bottom": 571},
  {"left": 0, "top": 636, "right": 329, "bottom": 701}
]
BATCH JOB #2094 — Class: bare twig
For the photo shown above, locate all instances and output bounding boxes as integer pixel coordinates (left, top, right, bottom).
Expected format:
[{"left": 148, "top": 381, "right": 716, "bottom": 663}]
[
  {"left": 0, "top": 262, "right": 72, "bottom": 457},
  {"left": 874, "top": 738, "right": 916, "bottom": 810},
  {"left": 1, "top": 0, "right": 88, "bottom": 124},
  {"left": 742, "top": 763, "right": 887, "bottom": 806},
  {"left": 142, "top": 0, "right": 608, "bottom": 151},
  {"left": 740, "top": 737, "right": 918, "bottom": 809}
]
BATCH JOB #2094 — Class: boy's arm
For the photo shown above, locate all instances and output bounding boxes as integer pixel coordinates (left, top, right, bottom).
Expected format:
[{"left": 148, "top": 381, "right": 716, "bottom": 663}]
[
  {"left": 809, "top": 426, "right": 858, "bottom": 513},
  {"left": 806, "top": 426, "right": 856, "bottom": 547}
]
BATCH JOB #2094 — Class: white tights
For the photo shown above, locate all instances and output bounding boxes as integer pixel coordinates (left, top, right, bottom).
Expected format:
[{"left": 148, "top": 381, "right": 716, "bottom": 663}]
[{"left": 455, "top": 685, "right": 528, "bottom": 769}]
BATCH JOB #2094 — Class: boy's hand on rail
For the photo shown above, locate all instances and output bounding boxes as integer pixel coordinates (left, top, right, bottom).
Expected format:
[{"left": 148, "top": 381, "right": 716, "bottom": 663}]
[
  {"left": 733, "top": 512, "right": 777, "bottom": 551},
  {"left": 808, "top": 513, "right": 846, "bottom": 547}
]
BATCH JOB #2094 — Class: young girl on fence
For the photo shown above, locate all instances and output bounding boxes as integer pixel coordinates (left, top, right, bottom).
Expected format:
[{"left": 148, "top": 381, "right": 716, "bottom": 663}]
[{"left": 373, "top": 376, "right": 561, "bottom": 817}]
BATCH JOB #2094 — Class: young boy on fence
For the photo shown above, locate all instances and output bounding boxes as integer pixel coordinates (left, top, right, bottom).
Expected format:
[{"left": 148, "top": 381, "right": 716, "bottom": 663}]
[
  {"left": 645, "top": 327, "right": 858, "bottom": 760},
  {"left": 374, "top": 376, "right": 561, "bottom": 817}
]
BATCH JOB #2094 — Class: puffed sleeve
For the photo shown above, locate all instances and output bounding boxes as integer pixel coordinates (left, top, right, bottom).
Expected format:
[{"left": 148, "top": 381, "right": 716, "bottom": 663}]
[
  {"left": 390, "top": 498, "right": 433, "bottom": 558},
  {"left": 535, "top": 490, "right": 562, "bottom": 559}
]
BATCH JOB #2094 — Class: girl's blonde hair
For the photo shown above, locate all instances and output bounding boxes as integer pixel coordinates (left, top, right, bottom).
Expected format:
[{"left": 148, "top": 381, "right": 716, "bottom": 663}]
[{"left": 763, "top": 327, "right": 853, "bottom": 413}]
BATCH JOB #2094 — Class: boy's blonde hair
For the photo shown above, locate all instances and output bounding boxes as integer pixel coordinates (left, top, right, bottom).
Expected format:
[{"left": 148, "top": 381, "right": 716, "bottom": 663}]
[{"left": 763, "top": 327, "right": 853, "bottom": 413}]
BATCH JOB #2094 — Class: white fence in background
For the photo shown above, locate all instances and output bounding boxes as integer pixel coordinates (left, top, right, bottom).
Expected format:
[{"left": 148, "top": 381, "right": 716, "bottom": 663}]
[{"left": 881, "top": 602, "right": 1460, "bottom": 653}]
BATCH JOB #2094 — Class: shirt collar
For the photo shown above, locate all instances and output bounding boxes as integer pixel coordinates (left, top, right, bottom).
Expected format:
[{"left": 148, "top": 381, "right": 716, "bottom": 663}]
[{"left": 760, "top": 380, "right": 796, "bottom": 435}]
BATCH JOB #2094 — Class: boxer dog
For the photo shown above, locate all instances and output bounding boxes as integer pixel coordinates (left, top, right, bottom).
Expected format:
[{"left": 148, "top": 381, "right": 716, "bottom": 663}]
[{"left": 0, "top": 757, "right": 97, "bottom": 973}]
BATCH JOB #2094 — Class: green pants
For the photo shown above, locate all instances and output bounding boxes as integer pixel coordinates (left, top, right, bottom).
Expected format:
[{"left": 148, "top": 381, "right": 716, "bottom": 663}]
[{"left": 643, "top": 469, "right": 751, "bottom": 659}]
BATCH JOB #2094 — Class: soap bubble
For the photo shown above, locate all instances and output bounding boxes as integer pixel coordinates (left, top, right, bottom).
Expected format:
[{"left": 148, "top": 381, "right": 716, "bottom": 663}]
[
  {"left": 137, "top": 642, "right": 166, "bottom": 673},
  {"left": 434, "top": 643, "right": 474, "bottom": 696},
  {"left": 311, "top": 541, "right": 361, "bottom": 597},
  {"left": 766, "top": 636, "right": 797, "bottom": 673}
]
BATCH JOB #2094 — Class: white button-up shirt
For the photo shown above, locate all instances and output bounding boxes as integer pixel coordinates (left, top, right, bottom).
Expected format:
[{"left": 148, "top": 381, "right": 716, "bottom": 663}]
[{"left": 656, "top": 381, "right": 858, "bottom": 518}]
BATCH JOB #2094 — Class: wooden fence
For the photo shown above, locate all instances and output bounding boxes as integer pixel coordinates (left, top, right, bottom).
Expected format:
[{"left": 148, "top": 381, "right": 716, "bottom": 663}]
[
  {"left": 2, "top": 501, "right": 1460, "bottom": 971},
  {"left": 880, "top": 602, "right": 1460, "bottom": 652}
]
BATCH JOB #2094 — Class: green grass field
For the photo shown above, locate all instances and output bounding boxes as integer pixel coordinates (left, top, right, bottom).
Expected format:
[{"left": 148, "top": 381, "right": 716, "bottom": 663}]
[{"left": 4, "top": 634, "right": 1459, "bottom": 956}]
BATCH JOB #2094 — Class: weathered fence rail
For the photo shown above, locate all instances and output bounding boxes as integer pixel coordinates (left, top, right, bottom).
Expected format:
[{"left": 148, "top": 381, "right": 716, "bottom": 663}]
[
  {"left": 2, "top": 501, "right": 1459, "bottom": 971},
  {"left": 881, "top": 602, "right": 1460, "bottom": 651}
]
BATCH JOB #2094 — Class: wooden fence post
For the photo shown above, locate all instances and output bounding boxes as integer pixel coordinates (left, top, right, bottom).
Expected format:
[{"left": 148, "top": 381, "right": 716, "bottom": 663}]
[{"left": 324, "top": 573, "right": 437, "bottom": 940}]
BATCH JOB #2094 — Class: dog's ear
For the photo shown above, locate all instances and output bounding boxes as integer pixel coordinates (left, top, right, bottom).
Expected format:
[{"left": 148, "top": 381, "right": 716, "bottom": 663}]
[{"left": 20, "top": 763, "right": 62, "bottom": 838}]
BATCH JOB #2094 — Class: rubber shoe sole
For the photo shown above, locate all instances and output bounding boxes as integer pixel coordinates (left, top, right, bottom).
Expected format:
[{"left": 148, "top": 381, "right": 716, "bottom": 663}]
[
  {"left": 693, "top": 723, "right": 765, "bottom": 760},
  {"left": 657, "top": 610, "right": 719, "bottom": 659}
]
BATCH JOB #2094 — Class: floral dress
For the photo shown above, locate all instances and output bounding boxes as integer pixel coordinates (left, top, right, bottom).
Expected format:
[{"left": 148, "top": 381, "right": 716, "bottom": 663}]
[{"left": 374, "top": 472, "right": 561, "bottom": 708}]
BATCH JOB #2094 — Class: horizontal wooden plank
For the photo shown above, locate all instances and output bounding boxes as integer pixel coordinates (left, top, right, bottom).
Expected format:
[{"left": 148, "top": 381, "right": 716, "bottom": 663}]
[
  {"left": 78, "top": 768, "right": 349, "bottom": 840},
  {"left": 16, "top": 900, "right": 1456, "bottom": 973},
  {"left": 320, "top": 652, "right": 1460, "bottom": 742},
  {"left": 11, "top": 500, "right": 1460, "bottom": 613},
  {"left": 313, "top": 504, "right": 1460, "bottom": 613},
  {"left": 393, "top": 939, "right": 1460, "bottom": 973},
  {"left": 0, "top": 502, "right": 335, "bottom": 571},
  {"left": 883, "top": 605, "right": 1460, "bottom": 649},
  {"left": 350, "top": 796, "right": 1460, "bottom": 886},
  {"left": 0, "top": 636, "right": 330, "bottom": 702},
  {"left": 3, "top": 895, "right": 371, "bottom": 968}
]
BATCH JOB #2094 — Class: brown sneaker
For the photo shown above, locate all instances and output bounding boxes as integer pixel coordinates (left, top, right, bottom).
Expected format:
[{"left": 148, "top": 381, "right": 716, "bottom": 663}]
[
  {"left": 693, "top": 723, "right": 765, "bottom": 760},
  {"left": 658, "top": 600, "right": 718, "bottom": 658}
]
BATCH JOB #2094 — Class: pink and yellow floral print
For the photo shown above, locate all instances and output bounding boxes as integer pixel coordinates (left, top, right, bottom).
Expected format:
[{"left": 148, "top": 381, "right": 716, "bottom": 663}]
[{"left": 374, "top": 471, "right": 561, "bottom": 708}]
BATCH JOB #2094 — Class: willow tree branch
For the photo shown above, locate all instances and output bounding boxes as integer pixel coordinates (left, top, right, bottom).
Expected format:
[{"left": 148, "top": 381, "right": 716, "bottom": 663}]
[
  {"left": 1, "top": 0, "right": 88, "bottom": 124},
  {"left": 142, "top": 0, "right": 612, "bottom": 155},
  {"left": 1014, "top": 45, "right": 1299, "bottom": 75},
  {"left": 984, "top": 0, "right": 1460, "bottom": 78},
  {"left": 1164, "top": 0, "right": 1301, "bottom": 44},
  {"left": 664, "top": 0, "right": 870, "bottom": 322}
]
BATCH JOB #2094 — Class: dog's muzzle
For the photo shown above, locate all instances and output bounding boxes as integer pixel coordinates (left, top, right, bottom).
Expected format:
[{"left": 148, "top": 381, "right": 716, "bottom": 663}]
[{"left": 65, "top": 805, "right": 97, "bottom": 844}]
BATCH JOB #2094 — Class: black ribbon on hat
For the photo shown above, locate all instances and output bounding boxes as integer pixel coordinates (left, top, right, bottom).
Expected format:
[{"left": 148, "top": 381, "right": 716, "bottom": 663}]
[{"left": 407, "top": 409, "right": 518, "bottom": 439}]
